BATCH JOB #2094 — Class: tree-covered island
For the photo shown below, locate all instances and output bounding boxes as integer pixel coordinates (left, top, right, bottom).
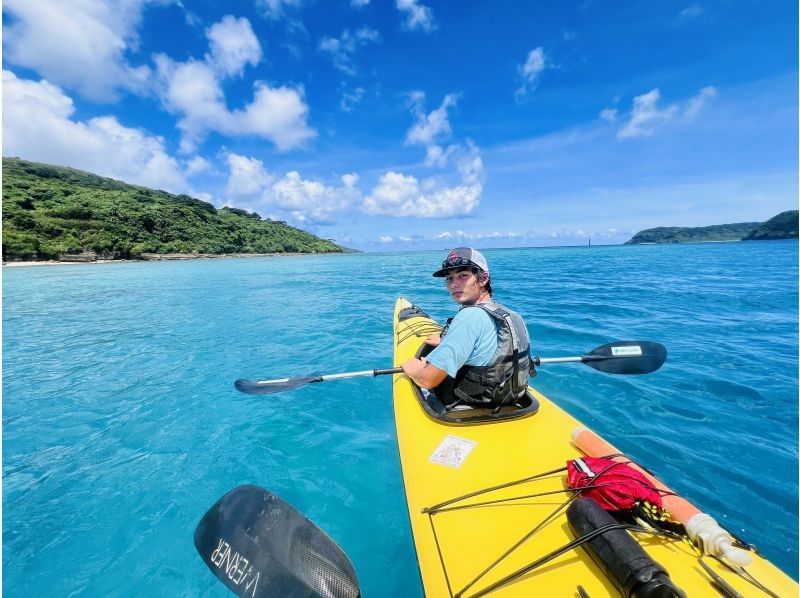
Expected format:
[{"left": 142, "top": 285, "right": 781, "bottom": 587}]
[
  {"left": 626, "top": 210, "right": 798, "bottom": 244},
  {"left": 2, "top": 158, "right": 352, "bottom": 262}
]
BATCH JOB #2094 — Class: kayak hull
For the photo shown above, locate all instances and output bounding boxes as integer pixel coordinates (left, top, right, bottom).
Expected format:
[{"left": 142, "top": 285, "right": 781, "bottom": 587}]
[{"left": 392, "top": 297, "right": 796, "bottom": 597}]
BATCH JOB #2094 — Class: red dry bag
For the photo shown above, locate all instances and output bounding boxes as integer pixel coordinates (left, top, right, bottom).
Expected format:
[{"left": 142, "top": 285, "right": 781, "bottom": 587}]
[{"left": 567, "top": 456, "right": 663, "bottom": 511}]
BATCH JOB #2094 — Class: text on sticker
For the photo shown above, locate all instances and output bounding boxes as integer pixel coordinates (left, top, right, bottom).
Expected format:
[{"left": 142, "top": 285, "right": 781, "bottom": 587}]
[
  {"left": 611, "top": 346, "right": 642, "bottom": 356},
  {"left": 210, "top": 538, "right": 261, "bottom": 596}
]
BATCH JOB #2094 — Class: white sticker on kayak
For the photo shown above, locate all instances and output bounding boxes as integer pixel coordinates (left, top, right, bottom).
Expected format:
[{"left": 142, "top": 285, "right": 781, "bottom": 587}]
[
  {"left": 611, "top": 345, "right": 642, "bottom": 356},
  {"left": 429, "top": 435, "right": 476, "bottom": 469}
]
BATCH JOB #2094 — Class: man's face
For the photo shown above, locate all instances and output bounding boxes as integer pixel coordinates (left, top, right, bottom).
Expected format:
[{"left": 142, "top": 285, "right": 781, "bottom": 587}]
[{"left": 444, "top": 268, "right": 484, "bottom": 305}]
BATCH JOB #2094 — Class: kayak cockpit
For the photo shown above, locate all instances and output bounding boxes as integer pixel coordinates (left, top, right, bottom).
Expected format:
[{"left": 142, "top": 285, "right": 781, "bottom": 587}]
[{"left": 414, "top": 343, "right": 539, "bottom": 425}]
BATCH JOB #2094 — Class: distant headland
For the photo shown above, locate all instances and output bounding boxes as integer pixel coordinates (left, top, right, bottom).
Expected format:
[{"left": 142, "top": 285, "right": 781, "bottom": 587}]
[
  {"left": 625, "top": 210, "right": 798, "bottom": 244},
  {"left": 2, "top": 157, "right": 355, "bottom": 263}
]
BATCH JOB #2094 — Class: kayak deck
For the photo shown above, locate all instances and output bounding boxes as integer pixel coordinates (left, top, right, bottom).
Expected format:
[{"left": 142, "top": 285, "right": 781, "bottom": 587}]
[{"left": 392, "top": 297, "right": 796, "bottom": 597}]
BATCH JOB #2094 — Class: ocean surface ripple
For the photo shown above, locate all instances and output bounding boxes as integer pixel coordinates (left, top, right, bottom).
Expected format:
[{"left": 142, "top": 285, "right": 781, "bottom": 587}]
[{"left": 3, "top": 241, "right": 797, "bottom": 594}]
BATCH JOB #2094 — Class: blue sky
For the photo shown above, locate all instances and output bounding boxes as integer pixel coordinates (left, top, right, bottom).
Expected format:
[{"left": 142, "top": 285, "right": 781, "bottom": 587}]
[{"left": 3, "top": 1, "right": 797, "bottom": 251}]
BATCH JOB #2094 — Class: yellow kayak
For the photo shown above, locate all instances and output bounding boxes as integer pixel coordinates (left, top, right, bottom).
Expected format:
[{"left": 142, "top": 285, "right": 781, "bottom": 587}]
[{"left": 392, "top": 297, "right": 796, "bottom": 597}]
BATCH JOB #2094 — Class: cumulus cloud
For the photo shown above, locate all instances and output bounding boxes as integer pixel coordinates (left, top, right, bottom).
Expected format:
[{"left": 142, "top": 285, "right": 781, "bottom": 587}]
[
  {"left": 3, "top": 70, "right": 187, "bottom": 192},
  {"left": 271, "top": 171, "right": 361, "bottom": 224},
  {"left": 186, "top": 156, "right": 213, "bottom": 176},
  {"left": 319, "top": 27, "right": 381, "bottom": 75},
  {"left": 514, "top": 47, "right": 546, "bottom": 101},
  {"left": 224, "top": 153, "right": 361, "bottom": 224},
  {"left": 617, "top": 86, "right": 716, "bottom": 138},
  {"left": 153, "top": 17, "right": 315, "bottom": 153},
  {"left": 206, "top": 15, "right": 262, "bottom": 77},
  {"left": 234, "top": 82, "right": 316, "bottom": 149},
  {"left": 406, "top": 92, "right": 459, "bottom": 147},
  {"left": 396, "top": 0, "right": 436, "bottom": 32},
  {"left": 226, "top": 154, "right": 275, "bottom": 198},
  {"left": 360, "top": 93, "right": 485, "bottom": 218},
  {"left": 3, "top": 0, "right": 152, "bottom": 101},
  {"left": 363, "top": 171, "right": 481, "bottom": 217},
  {"left": 382, "top": 230, "right": 522, "bottom": 244}
]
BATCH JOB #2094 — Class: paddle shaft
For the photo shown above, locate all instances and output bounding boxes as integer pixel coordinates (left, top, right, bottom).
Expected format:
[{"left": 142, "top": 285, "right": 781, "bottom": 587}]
[
  {"left": 235, "top": 341, "right": 666, "bottom": 395},
  {"left": 257, "top": 367, "right": 401, "bottom": 386},
  {"left": 314, "top": 367, "right": 402, "bottom": 381},
  {"left": 537, "top": 356, "right": 583, "bottom": 364}
]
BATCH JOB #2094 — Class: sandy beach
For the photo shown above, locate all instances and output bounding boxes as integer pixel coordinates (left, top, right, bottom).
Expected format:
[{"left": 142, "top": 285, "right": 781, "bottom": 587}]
[{"left": 2, "top": 252, "right": 347, "bottom": 268}]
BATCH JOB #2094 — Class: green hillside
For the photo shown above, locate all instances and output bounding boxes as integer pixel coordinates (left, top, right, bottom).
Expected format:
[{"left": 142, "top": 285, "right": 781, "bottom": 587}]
[
  {"left": 625, "top": 222, "right": 760, "bottom": 244},
  {"left": 743, "top": 210, "right": 799, "bottom": 240},
  {"left": 2, "top": 157, "right": 348, "bottom": 261}
]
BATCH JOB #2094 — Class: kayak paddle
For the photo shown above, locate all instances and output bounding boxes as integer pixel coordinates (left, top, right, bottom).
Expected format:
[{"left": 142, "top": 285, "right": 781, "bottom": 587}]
[
  {"left": 535, "top": 340, "right": 667, "bottom": 375},
  {"left": 234, "top": 341, "right": 666, "bottom": 395},
  {"left": 234, "top": 368, "right": 403, "bottom": 395},
  {"left": 194, "top": 484, "right": 360, "bottom": 598}
]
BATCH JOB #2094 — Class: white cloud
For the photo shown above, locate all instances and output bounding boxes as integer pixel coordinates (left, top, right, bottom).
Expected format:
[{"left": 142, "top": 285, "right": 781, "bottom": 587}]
[
  {"left": 256, "top": 0, "right": 303, "bottom": 19},
  {"left": 514, "top": 47, "right": 546, "bottom": 101},
  {"left": 270, "top": 171, "right": 362, "bottom": 224},
  {"left": 425, "top": 145, "right": 458, "bottom": 167},
  {"left": 352, "top": 0, "right": 370, "bottom": 6},
  {"left": 618, "top": 86, "right": 716, "bottom": 138},
  {"left": 364, "top": 99, "right": 485, "bottom": 217},
  {"left": 396, "top": 0, "right": 436, "bottom": 32},
  {"left": 457, "top": 141, "right": 483, "bottom": 185},
  {"left": 600, "top": 108, "right": 618, "bottom": 122},
  {"left": 679, "top": 4, "right": 704, "bottom": 19},
  {"left": 3, "top": 70, "right": 187, "bottom": 192},
  {"left": 186, "top": 156, "right": 213, "bottom": 176},
  {"left": 341, "top": 173, "right": 360, "bottom": 188},
  {"left": 319, "top": 27, "right": 380, "bottom": 75},
  {"left": 224, "top": 155, "right": 361, "bottom": 224},
  {"left": 234, "top": 82, "right": 316, "bottom": 150},
  {"left": 206, "top": 15, "right": 262, "bottom": 77},
  {"left": 3, "top": 0, "right": 152, "bottom": 101},
  {"left": 363, "top": 171, "right": 481, "bottom": 218},
  {"left": 154, "top": 43, "right": 315, "bottom": 153},
  {"left": 619, "top": 89, "right": 678, "bottom": 138},
  {"left": 226, "top": 153, "right": 275, "bottom": 198},
  {"left": 684, "top": 86, "right": 717, "bottom": 119},
  {"left": 340, "top": 86, "right": 366, "bottom": 112},
  {"left": 384, "top": 229, "right": 522, "bottom": 244},
  {"left": 405, "top": 93, "right": 459, "bottom": 147}
]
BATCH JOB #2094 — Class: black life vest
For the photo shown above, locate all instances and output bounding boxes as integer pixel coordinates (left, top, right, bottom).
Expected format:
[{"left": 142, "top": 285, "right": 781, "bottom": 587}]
[{"left": 436, "top": 302, "right": 531, "bottom": 408}]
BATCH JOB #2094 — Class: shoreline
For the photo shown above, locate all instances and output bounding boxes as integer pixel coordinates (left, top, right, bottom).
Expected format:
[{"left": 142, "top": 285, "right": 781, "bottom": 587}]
[{"left": 2, "top": 251, "right": 346, "bottom": 268}]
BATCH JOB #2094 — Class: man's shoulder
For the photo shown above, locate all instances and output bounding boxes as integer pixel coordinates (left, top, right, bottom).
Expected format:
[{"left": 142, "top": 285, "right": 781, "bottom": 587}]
[{"left": 455, "top": 305, "right": 498, "bottom": 328}]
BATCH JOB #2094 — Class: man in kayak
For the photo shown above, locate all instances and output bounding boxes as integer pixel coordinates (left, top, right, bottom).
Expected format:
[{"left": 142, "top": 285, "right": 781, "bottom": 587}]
[{"left": 401, "top": 247, "right": 531, "bottom": 409}]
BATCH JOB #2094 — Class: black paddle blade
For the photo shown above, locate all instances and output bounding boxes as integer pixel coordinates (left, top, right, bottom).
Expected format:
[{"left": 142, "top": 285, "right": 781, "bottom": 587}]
[
  {"left": 234, "top": 375, "right": 322, "bottom": 395},
  {"left": 583, "top": 341, "right": 667, "bottom": 375},
  {"left": 194, "top": 485, "right": 360, "bottom": 598}
]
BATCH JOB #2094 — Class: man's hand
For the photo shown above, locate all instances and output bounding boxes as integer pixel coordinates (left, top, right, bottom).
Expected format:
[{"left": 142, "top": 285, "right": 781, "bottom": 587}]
[
  {"left": 401, "top": 357, "right": 448, "bottom": 389},
  {"left": 424, "top": 333, "right": 441, "bottom": 346}
]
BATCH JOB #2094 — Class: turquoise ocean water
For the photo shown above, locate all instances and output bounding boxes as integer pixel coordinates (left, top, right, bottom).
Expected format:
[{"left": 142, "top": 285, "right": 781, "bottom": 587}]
[{"left": 3, "top": 241, "right": 798, "bottom": 595}]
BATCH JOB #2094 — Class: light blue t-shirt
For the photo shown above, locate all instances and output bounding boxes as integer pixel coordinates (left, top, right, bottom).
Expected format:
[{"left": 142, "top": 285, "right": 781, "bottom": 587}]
[{"left": 426, "top": 307, "right": 498, "bottom": 378}]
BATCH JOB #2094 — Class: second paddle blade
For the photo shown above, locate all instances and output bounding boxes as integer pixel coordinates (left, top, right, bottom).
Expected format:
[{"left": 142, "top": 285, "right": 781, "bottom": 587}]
[
  {"left": 234, "top": 375, "right": 322, "bottom": 395},
  {"left": 584, "top": 341, "right": 667, "bottom": 375},
  {"left": 194, "top": 485, "right": 360, "bottom": 598}
]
